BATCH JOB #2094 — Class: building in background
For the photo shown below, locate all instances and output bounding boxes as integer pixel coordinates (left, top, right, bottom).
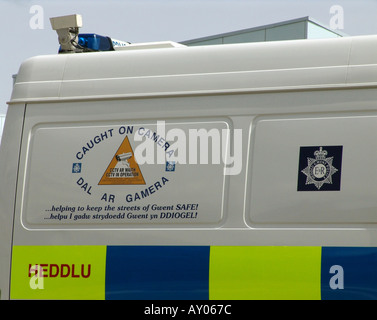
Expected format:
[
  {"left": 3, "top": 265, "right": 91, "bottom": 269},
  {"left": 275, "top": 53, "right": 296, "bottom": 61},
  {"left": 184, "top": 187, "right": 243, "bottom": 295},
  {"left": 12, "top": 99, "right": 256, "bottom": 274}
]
[{"left": 181, "top": 17, "right": 344, "bottom": 46}]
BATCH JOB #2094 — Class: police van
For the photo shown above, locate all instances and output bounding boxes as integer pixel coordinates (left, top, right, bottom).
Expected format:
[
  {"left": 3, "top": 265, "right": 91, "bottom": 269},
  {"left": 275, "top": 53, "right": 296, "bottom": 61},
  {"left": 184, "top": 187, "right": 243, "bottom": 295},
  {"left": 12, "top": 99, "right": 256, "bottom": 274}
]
[{"left": 1, "top": 14, "right": 377, "bottom": 300}]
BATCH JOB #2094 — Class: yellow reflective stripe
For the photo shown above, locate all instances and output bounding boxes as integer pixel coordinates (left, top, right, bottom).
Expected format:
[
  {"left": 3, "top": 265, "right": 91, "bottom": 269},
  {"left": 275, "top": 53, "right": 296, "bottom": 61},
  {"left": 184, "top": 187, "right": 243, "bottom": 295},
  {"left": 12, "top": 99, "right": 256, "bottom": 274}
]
[
  {"left": 10, "top": 246, "right": 106, "bottom": 300},
  {"left": 209, "top": 246, "right": 321, "bottom": 300}
]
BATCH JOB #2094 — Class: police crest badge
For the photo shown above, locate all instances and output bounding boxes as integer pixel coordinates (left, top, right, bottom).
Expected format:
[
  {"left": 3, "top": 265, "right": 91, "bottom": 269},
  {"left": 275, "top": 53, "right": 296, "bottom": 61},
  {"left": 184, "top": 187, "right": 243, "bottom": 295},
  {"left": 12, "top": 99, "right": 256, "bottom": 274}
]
[{"left": 297, "top": 146, "right": 343, "bottom": 191}]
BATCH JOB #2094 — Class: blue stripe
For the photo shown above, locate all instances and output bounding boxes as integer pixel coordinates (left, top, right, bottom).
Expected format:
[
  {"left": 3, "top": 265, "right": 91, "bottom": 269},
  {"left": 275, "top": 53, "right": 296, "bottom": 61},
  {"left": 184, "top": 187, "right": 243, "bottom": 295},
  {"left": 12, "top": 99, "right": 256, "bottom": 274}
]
[
  {"left": 105, "top": 246, "right": 210, "bottom": 300},
  {"left": 321, "top": 247, "right": 377, "bottom": 300}
]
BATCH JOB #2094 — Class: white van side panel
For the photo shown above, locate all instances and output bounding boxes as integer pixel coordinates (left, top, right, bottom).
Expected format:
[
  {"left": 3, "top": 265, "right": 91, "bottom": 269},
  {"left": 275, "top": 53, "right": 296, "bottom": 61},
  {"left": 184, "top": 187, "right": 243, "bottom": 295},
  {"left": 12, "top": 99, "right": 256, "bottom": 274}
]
[
  {"left": 10, "top": 88, "right": 377, "bottom": 248},
  {"left": 0, "top": 104, "right": 26, "bottom": 300},
  {"left": 248, "top": 114, "right": 377, "bottom": 225}
]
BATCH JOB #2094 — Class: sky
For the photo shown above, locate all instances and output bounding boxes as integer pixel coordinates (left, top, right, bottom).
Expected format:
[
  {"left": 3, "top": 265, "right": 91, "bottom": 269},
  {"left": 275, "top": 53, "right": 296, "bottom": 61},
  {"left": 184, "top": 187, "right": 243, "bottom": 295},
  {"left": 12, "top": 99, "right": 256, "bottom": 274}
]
[{"left": 1, "top": 0, "right": 377, "bottom": 114}]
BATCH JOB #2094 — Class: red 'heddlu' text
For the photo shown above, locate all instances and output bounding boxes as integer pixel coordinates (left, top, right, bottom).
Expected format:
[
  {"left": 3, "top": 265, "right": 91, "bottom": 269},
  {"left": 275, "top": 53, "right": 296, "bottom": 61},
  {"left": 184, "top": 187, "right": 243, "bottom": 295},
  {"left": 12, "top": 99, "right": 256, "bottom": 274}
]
[{"left": 28, "top": 264, "right": 91, "bottom": 278}]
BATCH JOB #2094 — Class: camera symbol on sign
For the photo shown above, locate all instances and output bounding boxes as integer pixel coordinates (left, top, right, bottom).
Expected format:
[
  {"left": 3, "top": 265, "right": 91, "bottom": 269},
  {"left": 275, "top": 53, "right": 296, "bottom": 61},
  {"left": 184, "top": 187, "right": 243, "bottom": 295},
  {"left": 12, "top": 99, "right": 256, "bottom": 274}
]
[{"left": 116, "top": 152, "right": 133, "bottom": 168}]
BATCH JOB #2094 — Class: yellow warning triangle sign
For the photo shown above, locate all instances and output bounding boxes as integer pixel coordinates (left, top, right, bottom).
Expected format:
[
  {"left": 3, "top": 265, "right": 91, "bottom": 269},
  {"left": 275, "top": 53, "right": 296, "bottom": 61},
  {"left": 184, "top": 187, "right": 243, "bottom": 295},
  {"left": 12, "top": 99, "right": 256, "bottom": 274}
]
[{"left": 99, "top": 136, "right": 145, "bottom": 185}]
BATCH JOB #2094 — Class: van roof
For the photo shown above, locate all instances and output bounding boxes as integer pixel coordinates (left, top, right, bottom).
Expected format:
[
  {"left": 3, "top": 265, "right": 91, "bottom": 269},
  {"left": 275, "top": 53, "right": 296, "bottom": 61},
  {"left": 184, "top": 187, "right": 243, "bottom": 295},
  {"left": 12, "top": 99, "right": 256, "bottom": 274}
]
[{"left": 9, "top": 35, "right": 377, "bottom": 104}]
